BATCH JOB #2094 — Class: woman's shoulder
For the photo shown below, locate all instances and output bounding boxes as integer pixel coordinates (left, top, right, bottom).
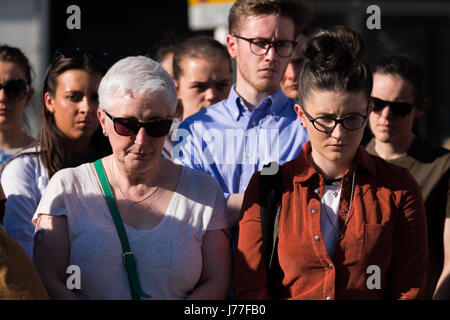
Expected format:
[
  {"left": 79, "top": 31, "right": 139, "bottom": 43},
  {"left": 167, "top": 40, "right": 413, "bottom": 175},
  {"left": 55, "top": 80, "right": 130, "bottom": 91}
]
[
  {"left": 50, "top": 162, "right": 92, "bottom": 183},
  {"left": 359, "top": 147, "right": 419, "bottom": 188},
  {"left": 1, "top": 146, "right": 43, "bottom": 181},
  {"left": 3, "top": 146, "right": 41, "bottom": 166},
  {"left": 38, "top": 164, "right": 95, "bottom": 207}
]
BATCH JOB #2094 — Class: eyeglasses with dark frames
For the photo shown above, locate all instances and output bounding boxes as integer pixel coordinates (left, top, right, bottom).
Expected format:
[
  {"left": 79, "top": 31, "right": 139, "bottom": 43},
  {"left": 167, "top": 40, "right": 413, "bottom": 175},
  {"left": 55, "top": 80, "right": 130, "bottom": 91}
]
[
  {"left": 0, "top": 79, "right": 29, "bottom": 100},
  {"left": 104, "top": 111, "right": 173, "bottom": 138},
  {"left": 371, "top": 97, "right": 413, "bottom": 117},
  {"left": 301, "top": 106, "right": 368, "bottom": 133},
  {"left": 233, "top": 35, "right": 297, "bottom": 58}
]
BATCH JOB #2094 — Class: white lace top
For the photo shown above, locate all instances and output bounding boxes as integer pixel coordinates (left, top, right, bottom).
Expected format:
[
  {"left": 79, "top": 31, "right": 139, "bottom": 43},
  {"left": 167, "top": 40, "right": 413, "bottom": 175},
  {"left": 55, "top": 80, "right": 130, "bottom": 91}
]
[{"left": 33, "top": 163, "right": 231, "bottom": 300}]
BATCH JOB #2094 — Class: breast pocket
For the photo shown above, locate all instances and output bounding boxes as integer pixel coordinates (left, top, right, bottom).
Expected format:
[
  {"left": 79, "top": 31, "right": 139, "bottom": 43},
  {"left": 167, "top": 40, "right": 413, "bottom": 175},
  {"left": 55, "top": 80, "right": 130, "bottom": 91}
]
[
  {"left": 362, "top": 224, "right": 393, "bottom": 267},
  {"left": 338, "top": 231, "right": 364, "bottom": 266}
]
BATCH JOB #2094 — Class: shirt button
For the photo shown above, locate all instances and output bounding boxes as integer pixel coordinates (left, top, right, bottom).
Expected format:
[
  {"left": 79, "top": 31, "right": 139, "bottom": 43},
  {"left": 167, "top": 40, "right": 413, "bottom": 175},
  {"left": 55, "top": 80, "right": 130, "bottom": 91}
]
[
  {"left": 311, "top": 208, "right": 317, "bottom": 213},
  {"left": 314, "top": 188, "right": 320, "bottom": 194},
  {"left": 326, "top": 296, "right": 332, "bottom": 300},
  {"left": 251, "top": 120, "right": 256, "bottom": 126},
  {"left": 328, "top": 264, "right": 334, "bottom": 269},
  {"left": 314, "top": 235, "right": 320, "bottom": 241}
]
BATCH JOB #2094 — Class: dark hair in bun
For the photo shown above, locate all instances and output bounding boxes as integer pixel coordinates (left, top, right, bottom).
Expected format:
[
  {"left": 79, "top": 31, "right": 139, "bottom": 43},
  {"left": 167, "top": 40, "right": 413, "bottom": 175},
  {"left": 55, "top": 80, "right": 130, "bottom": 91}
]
[{"left": 298, "top": 25, "right": 372, "bottom": 105}]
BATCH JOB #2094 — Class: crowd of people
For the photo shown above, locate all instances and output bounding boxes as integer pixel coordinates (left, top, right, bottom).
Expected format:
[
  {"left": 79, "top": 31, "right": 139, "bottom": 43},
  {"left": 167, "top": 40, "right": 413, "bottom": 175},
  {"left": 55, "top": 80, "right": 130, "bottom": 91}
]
[{"left": 0, "top": 0, "right": 448, "bottom": 300}]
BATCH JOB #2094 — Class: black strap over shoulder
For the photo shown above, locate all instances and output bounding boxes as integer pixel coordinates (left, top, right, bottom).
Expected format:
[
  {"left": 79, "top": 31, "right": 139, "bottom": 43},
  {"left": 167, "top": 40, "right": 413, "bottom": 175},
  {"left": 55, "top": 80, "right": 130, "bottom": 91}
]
[{"left": 259, "top": 161, "right": 283, "bottom": 299}]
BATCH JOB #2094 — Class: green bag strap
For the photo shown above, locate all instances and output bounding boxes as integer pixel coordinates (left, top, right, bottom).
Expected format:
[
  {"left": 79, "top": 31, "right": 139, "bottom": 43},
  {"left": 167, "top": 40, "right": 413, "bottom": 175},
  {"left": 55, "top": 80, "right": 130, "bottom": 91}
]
[{"left": 94, "top": 159, "right": 151, "bottom": 300}]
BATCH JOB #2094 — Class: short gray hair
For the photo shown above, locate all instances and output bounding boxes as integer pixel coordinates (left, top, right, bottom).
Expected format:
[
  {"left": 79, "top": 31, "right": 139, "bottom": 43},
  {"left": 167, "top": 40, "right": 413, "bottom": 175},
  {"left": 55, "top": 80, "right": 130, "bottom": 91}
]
[{"left": 98, "top": 55, "right": 178, "bottom": 114}]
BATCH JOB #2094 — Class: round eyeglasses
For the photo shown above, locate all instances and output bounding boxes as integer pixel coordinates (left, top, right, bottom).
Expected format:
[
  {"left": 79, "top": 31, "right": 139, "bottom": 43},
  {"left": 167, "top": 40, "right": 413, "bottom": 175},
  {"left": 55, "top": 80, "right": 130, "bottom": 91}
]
[
  {"left": 233, "top": 35, "right": 297, "bottom": 58},
  {"left": 301, "top": 106, "right": 368, "bottom": 133}
]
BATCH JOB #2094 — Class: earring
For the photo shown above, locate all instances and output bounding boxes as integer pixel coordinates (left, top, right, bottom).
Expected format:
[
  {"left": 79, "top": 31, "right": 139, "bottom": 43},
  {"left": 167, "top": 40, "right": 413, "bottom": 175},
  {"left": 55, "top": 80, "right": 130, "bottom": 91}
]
[
  {"left": 49, "top": 107, "right": 54, "bottom": 113},
  {"left": 103, "top": 130, "right": 107, "bottom": 136}
]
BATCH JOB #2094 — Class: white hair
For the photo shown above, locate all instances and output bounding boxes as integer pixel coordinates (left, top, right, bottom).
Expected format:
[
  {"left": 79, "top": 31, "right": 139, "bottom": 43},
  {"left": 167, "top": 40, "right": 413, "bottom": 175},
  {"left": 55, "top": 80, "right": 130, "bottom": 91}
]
[{"left": 98, "top": 55, "right": 178, "bottom": 114}]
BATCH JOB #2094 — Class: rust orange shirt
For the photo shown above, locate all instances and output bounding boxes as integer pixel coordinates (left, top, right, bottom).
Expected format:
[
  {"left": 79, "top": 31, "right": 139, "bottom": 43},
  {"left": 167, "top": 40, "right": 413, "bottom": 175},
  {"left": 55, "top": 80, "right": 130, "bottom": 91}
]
[{"left": 234, "top": 142, "right": 428, "bottom": 300}]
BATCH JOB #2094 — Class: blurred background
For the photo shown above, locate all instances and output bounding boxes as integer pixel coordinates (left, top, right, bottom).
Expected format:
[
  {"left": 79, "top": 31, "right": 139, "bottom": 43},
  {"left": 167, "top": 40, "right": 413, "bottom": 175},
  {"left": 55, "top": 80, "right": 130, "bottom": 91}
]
[{"left": 0, "top": 0, "right": 449, "bottom": 147}]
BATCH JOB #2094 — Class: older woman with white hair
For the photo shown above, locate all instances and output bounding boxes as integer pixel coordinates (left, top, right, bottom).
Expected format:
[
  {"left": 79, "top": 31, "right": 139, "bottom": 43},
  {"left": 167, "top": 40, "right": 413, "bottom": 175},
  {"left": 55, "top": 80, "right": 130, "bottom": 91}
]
[{"left": 32, "top": 56, "right": 232, "bottom": 300}]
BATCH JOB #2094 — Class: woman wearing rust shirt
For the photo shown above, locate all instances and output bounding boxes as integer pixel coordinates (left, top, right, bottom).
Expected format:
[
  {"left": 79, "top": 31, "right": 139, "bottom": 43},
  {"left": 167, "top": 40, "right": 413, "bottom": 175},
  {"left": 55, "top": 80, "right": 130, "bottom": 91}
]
[{"left": 233, "top": 26, "right": 428, "bottom": 300}]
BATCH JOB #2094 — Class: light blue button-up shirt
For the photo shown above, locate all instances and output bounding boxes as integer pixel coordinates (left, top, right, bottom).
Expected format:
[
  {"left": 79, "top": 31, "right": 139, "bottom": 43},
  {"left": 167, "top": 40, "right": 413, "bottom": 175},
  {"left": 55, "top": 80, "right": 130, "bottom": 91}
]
[{"left": 173, "top": 86, "right": 309, "bottom": 198}]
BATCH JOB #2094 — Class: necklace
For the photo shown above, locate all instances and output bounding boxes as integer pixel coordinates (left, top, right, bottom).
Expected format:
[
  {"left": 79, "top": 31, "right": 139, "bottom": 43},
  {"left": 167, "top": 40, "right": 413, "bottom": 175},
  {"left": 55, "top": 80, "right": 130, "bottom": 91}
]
[
  {"left": 321, "top": 185, "right": 342, "bottom": 236},
  {"left": 325, "top": 177, "right": 344, "bottom": 197},
  {"left": 321, "top": 167, "right": 356, "bottom": 240},
  {"left": 112, "top": 159, "right": 161, "bottom": 208}
]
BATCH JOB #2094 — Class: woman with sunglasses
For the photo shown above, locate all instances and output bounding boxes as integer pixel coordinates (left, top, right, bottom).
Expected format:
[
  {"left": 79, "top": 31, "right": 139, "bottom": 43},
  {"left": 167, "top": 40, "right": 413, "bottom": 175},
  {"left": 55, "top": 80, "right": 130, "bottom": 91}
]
[
  {"left": 1, "top": 48, "right": 111, "bottom": 258},
  {"left": 0, "top": 45, "right": 35, "bottom": 166},
  {"left": 32, "top": 56, "right": 232, "bottom": 299},
  {"left": 234, "top": 26, "right": 428, "bottom": 300},
  {"left": 365, "top": 54, "right": 450, "bottom": 299}
]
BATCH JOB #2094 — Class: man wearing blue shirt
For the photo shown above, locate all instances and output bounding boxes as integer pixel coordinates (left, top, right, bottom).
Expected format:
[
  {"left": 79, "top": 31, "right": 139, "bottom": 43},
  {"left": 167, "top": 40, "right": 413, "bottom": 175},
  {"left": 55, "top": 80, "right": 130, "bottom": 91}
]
[{"left": 174, "top": 0, "right": 309, "bottom": 224}]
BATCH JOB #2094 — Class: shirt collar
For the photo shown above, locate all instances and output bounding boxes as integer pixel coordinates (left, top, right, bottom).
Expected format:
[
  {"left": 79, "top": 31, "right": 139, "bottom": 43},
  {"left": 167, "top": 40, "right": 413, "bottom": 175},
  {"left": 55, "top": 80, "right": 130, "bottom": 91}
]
[
  {"left": 292, "top": 141, "right": 318, "bottom": 184},
  {"left": 293, "top": 141, "right": 376, "bottom": 184},
  {"left": 226, "top": 85, "right": 289, "bottom": 120},
  {"left": 268, "top": 87, "right": 289, "bottom": 115},
  {"left": 226, "top": 85, "right": 245, "bottom": 120}
]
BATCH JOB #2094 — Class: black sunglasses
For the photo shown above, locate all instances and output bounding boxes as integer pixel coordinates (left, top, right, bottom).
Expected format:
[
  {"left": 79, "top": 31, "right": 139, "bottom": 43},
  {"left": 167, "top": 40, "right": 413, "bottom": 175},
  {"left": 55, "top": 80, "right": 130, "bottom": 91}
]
[
  {"left": 104, "top": 111, "right": 172, "bottom": 138},
  {"left": 371, "top": 97, "right": 413, "bottom": 117},
  {"left": 0, "top": 79, "right": 29, "bottom": 100}
]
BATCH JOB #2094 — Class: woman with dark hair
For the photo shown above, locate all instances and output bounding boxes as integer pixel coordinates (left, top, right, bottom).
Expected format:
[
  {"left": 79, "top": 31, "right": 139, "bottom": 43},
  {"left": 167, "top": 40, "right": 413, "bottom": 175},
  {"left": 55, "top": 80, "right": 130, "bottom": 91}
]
[
  {"left": 234, "top": 26, "right": 428, "bottom": 300},
  {"left": 0, "top": 45, "right": 36, "bottom": 165},
  {"left": 365, "top": 54, "right": 449, "bottom": 299},
  {"left": 1, "top": 49, "right": 111, "bottom": 258}
]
